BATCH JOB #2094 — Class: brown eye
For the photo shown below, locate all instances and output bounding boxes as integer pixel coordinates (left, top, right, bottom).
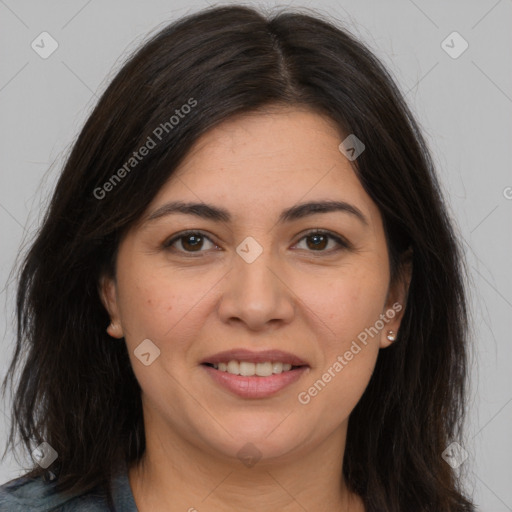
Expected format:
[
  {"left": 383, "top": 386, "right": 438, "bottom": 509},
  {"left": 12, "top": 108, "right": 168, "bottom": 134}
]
[
  {"left": 294, "top": 230, "right": 349, "bottom": 252},
  {"left": 164, "top": 231, "right": 217, "bottom": 253},
  {"left": 180, "top": 233, "right": 205, "bottom": 251},
  {"left": 305, "top": 233, "right": 328, "bottom": 250}
]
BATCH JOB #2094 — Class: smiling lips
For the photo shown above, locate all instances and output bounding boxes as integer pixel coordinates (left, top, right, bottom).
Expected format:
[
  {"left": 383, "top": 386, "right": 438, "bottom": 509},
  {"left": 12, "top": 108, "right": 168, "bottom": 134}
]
[{"left": 201, "top": 348, "right": 310, "bottom": 398}]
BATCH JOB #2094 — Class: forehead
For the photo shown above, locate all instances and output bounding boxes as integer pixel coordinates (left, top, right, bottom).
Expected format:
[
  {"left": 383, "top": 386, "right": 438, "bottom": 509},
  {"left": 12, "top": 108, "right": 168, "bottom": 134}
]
[
  {"left": 145, "top": 108, "right": 381, "bottom": 229},
  {"left": 174, "top": 107, "right": 347, "bottom": 183}
]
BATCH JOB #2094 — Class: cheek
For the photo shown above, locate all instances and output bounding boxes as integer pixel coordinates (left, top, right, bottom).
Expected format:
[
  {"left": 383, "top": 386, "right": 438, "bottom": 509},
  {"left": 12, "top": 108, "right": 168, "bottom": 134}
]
[
  {"left": 114, "top": 269, "right": 205, "bottom": 399},
  {"left": 117, "top": 276, "right": 174, "bottom": 341},
  {"left": 295, "top": 266, "right": 385, "bottom": 423},
  {"left": 115, "top": 263, "right": 218, "bottom": 353},
  {"left": 305, "top": 262, "right": 388, "bottom": 349}
]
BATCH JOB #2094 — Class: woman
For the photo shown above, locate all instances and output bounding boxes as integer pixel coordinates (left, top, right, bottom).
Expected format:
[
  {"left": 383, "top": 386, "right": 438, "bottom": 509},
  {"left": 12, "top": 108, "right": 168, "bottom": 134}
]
[{"left": 0, "top": 5, "right": 476, "bottom": 511}]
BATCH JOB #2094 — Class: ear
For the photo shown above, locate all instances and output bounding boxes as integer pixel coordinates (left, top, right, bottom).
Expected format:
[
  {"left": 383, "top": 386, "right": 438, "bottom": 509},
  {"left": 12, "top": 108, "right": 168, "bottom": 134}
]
[
  {"left": 379, "top": 247, "right": 413, "bottom": 348},
  {"left": 98, "top": 273, "right": 124, "bottom": 339}
]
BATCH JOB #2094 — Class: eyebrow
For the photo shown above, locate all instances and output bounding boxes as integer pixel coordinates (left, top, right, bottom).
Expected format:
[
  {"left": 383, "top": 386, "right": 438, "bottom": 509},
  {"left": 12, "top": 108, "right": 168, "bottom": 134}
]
[{"left": 144, "top": 199, "right": 368, "bottom": 226}]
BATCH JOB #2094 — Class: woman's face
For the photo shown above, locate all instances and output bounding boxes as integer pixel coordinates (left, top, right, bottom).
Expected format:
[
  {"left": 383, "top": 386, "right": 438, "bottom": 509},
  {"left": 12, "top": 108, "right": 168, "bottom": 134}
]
[{"left": 101, "top": 107, "right": 408, "bottom": 464}]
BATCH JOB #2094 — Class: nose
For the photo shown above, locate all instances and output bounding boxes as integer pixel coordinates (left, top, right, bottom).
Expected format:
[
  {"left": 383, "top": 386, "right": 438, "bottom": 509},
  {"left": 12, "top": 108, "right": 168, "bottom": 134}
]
[{"left": 217, "top": 243, "right": 296, "bottom": 331}]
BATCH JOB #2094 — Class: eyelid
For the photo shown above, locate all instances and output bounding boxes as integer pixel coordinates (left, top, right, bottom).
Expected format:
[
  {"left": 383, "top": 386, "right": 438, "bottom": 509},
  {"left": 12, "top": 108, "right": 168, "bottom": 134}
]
[{"left": 163, "top": 229, "right": 351, "bottom": 254}]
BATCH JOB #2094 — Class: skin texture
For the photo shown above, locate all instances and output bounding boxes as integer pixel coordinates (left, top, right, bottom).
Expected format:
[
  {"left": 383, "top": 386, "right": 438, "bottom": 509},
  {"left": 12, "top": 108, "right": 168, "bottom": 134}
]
[{"left": 100, "top": 107, "right": 411, "bottom": 512}]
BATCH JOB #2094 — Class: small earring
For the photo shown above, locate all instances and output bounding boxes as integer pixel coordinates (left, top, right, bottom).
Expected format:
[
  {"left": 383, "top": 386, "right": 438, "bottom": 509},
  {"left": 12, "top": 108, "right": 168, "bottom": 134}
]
[
  {"left": 386, "top": 330, "right": 396, "bottom": 342},
  {"left": 107, "top": 322, "right": 121, "bottom": 338}
]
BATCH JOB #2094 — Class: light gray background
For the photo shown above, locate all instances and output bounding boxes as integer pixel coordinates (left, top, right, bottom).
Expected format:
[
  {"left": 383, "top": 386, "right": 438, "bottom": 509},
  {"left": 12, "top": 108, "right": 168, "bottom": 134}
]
[{"left": 0, "top": 1, "right": 511, "bottom": 510}]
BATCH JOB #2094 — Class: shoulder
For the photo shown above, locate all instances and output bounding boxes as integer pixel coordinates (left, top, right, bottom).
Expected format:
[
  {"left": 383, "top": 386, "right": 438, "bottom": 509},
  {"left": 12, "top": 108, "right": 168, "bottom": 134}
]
[{"left": 0, "top": 472, "right": 110, "bottom": 512}]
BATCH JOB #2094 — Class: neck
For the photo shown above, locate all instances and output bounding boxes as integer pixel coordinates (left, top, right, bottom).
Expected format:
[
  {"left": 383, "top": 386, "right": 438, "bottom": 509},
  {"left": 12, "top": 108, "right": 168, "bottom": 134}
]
[{"left": 128, "top": 421, "right": 365, "bottom": 512}]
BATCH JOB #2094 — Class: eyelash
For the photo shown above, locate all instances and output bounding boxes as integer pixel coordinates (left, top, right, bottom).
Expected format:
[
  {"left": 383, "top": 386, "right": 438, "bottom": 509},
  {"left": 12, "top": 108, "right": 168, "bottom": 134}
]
[{"left": 163, "top": 229, "right": 351, "bottom": 256}]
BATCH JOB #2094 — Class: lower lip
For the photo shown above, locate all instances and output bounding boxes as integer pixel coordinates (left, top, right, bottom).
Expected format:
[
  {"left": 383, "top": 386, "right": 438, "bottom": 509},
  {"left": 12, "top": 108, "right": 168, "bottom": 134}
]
[{"left": 201, "top": 365, "right": 309, "bottom": 399}]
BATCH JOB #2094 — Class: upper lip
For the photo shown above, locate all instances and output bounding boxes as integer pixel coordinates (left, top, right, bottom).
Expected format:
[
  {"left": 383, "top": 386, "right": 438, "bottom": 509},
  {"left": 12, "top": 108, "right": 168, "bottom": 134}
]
[{"left": 201, "top": 349, "right": 309, "bottom": 366}]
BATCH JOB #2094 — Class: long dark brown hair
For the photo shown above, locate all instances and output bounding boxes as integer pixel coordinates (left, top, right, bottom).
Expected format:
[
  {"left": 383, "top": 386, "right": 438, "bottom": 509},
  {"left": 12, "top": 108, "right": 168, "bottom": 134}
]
[{"left": 1, "top": 5, "right": 475, "bottom": 511}]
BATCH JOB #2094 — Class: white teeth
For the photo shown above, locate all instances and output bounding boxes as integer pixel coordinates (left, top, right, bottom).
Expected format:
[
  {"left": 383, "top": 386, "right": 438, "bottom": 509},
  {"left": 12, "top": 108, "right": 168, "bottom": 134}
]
[
  {"left": 272, "top": 362, "right": 283, "bottom": 374},
  {"left": 211, "top": 360, "right": 297, "bottom": 376},
  {"left": 227, "top": 360, "right": 239, "bottom": 374},
  {"left": 239, "top": 361, "right": 255, "bottom": 376},
  {"left": 256, "top": 362, "right": 273, "bottom": 377}
]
